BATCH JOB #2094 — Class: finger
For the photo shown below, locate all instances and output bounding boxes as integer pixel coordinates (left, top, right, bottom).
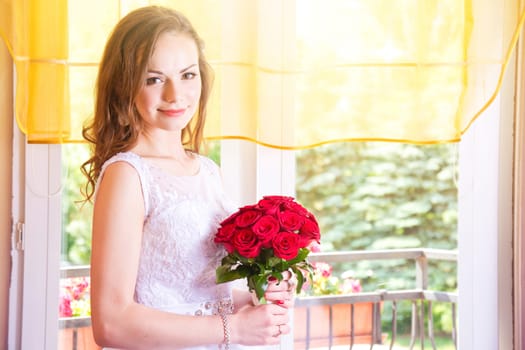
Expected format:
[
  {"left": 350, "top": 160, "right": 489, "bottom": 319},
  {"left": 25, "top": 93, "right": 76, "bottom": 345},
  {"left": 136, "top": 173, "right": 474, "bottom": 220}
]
[
  {"left": 279, "top": 278, "right": 297, "bottom": 291},
  {"left": 287, "top": 279, "right": 296, "bottom": 291},
  {"left": 269, "top": 285, "right": 296, "bottom": 297},
  {"left": 272, "top": 323, "right": 291, "bottom": 337},
  {"left": 273, "top": 325, "right": 281, "bottom": 337},
  {"left": 281, "top": 270, "right": 293, "bottom": 280},
  {"left": 267, "top": 298, "right": 292, "bottom": 308},
  {"left": 268, "top": 271, "right": 293, "bottom": 285},
  {"left": 275, "top": 299, "right": 294, "bottom": 308},
  {"left": 278, "top": 323, "right": 291, "bottom": 335},
  {"left": 267, "top": 302, "right": 290, "bottom": 314},
  {"left": 265, "top": 281, "right": 288, "bottom": 292},
  {"left": 264, "top": 291, "right": 293, "bottom": 305},
  {"left": 266, "top": 290, "right": 292, "bottom": 301},
  {"left": 288, "top": 273, "right": 298, "bottom": 287}
]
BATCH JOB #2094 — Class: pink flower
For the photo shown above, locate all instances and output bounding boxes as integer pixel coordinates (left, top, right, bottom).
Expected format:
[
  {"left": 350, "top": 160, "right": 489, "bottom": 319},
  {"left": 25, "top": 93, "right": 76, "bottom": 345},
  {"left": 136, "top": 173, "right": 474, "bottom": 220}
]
[
  {"left": 342, "top": 278, "right": 362, "bottom": 294},
  {"left": 308, "top": 242, "right": 322, "bottom": 253},
  {"left": 313, "top": 262, "right": 333, "bottom": 278},
  {"left": 306, "top": 261, "right": 364, "bottom": 296},
  {"left": 59, "top": 296, "right": 72, "bottom": 317},
  {"left": 59, "top": 277, "right": 91, "bottom": 317}
]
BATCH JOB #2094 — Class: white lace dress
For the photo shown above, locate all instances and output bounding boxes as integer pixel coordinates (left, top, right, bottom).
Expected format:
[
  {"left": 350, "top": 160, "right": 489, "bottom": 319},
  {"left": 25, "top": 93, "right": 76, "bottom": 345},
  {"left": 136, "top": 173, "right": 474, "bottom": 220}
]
[{"left": 98, "top": 152, "right": 276, "bottom": 350}]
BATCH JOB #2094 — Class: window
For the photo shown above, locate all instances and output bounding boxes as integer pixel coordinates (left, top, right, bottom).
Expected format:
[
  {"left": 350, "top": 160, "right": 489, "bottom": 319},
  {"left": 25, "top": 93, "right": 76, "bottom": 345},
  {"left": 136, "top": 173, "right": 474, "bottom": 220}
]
[{"left": 7, "top": 1, "right": 521, "bottom": 348}]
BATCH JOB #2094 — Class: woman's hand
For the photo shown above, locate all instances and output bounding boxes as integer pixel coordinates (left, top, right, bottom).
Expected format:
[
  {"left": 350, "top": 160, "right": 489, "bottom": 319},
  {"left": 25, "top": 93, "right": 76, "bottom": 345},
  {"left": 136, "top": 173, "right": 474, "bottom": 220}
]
[
  {"left": 228, "top": 271, "right": 297, "bottom": 346},
  {"left": 230, "top": 302, "right": 290, "bottom": 346},
  {"left": 264, "top": 270, "right": 297, "bottom": 308}
]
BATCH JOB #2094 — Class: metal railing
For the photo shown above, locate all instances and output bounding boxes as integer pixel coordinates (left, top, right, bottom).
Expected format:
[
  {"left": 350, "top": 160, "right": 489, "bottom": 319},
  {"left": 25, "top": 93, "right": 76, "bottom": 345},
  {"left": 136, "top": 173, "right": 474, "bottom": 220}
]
[
  {"left": 59, "top": 248, "right": 457, "bottom": 350},
  {"left": 295, "top": 248, "right": 458, "bottom": 349}
]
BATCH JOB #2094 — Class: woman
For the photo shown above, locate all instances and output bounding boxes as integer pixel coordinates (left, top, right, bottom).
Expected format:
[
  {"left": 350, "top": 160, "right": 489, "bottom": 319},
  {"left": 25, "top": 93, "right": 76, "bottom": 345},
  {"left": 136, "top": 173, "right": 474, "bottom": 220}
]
[{"left": 82, "top": 6, "right": 294, "bottom": 349}]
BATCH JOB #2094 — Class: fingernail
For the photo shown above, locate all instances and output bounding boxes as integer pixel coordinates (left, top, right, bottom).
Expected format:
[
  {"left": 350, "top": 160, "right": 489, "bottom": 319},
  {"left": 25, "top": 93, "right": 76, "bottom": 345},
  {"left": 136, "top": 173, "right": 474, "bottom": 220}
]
[
  {"left": 268, "top": 276, "right": 277, "bottom": 282},
  {"left": 276, "top": 300, "right": 285, "bottom": 305}
]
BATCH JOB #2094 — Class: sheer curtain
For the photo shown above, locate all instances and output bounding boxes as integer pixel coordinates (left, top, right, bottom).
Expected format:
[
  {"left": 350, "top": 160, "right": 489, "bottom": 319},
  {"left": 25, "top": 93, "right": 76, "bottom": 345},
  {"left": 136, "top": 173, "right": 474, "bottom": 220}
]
[{"left": 0, "top": 0, "right": 523, "bottom": 147}]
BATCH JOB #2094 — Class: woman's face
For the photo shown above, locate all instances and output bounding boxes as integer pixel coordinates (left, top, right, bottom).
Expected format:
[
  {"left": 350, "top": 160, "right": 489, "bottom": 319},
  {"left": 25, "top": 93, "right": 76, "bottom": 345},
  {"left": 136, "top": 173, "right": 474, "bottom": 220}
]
[{"left": 135, "top": 31, "right": 202, "bottom": 133}]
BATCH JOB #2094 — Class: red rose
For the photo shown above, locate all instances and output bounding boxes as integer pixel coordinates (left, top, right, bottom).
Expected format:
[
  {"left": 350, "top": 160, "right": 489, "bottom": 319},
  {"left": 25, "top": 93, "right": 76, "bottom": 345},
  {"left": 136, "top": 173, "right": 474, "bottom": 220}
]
[
  {"left": 235, "top": 209, "right": 262, "bottom": 227},
  {"left": 257, "top": 198, "right": 282, "bottom": 215},
  {"left": 283, "top": 200, "right": 309, "bottom": 216},
  {"left": 278, "top": 210, "right": 304, "bottom": 231},
  {"left": 214, "top": 223, "right": 236, "bottom": 253},
  {"left": 272, "top": 231, "right": 300, "bottom": 260},
  {"left": 262, "top": 195, "right": 293, "bottom": 203},
  {"left": 221, "top": 212, "right": 239, "bottom": 226},
  {"left": 252, "top": 215, "right": 280, "bottom": 247},
  {"left": 233, "top": 229, "right": 261, "bottom": 258},
  {"left": 299, "top": 217, "right": 321, "bottom": 244}
]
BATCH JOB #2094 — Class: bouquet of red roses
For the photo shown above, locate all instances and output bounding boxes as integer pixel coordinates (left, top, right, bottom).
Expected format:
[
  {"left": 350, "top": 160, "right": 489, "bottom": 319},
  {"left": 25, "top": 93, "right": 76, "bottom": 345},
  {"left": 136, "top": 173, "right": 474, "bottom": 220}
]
[{"left": 214, "top": 195, "right": 320, "bottom": 303}]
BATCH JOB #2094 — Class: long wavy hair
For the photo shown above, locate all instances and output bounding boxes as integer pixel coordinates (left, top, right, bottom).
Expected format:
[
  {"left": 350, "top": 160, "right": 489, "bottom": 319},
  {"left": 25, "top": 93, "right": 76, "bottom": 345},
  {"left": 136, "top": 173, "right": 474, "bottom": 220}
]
[{"left": 81, "top": 6, "right": 213, "bottom": 202}]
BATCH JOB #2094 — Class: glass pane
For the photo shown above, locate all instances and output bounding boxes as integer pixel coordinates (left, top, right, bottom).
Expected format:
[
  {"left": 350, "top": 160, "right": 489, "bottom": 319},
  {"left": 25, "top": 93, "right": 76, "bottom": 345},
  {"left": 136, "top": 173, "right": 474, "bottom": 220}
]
[
  {"left": 295, "top": 142, "right": 458, "bottom": 347},
  {"left": 59, "top": 143, "right": 96, "bottom": 350}
]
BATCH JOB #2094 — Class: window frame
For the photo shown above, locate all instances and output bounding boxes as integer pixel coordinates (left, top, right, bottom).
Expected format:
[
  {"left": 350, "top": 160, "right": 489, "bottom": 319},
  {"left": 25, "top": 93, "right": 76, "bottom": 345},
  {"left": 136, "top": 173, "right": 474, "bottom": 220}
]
[
  {"left": 11, "top": 111, "right": 518, "bottom": 350},
  {"left": 457, "top": 91, "right": 514, "bottom": 350},
  {"left": 8, "top": 2, "right": 523, "bottom": 348},
  {"left": 10, "top": 141, "right": 62, "bottom": 350}
]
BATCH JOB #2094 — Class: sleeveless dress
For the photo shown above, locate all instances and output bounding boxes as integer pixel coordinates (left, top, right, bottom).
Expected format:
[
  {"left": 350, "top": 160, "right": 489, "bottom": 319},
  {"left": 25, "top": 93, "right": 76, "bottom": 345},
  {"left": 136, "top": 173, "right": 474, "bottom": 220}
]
[{"left": 98, "top": 152, "right": 277, "bottom": 350}]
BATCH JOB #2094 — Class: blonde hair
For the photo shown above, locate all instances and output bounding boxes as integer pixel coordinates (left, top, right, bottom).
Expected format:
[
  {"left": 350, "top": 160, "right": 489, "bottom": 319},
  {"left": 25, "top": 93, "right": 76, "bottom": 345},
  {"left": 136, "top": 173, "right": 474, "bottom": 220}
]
[{"left": 81, "top": 6, "right": 213, "bottom": 202}]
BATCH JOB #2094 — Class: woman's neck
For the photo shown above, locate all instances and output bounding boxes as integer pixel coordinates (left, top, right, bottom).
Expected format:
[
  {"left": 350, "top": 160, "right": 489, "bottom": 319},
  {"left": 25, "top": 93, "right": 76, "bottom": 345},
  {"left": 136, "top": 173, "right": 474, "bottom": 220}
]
[{"left": 132, "top": 131, "right": 188, "bottom": 160}]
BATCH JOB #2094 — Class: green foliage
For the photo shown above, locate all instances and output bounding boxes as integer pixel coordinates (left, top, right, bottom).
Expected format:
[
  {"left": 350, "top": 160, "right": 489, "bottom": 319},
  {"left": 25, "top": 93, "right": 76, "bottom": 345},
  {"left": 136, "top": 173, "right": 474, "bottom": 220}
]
[
  {"left": 295, "top": 142, "right": 458, "bottom": 333},
  {"left": 217, "top": 248, "right": 312, "bottom": 303},
  {"left": 62, "top": 144, "right": 93, "bottom": 265},
  {"left": 205, "top": 140, "right": 221, "bottom": 165}
]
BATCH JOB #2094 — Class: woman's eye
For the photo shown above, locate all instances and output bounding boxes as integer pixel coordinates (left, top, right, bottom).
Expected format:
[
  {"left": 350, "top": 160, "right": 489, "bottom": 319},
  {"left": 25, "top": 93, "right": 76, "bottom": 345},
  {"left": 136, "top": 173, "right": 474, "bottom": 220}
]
[
  {"left": 146, "top": 77, "right": 163, "bottom": 85},
  {"left": 182, "top": 72, "right": 197, "bottom": 80}
]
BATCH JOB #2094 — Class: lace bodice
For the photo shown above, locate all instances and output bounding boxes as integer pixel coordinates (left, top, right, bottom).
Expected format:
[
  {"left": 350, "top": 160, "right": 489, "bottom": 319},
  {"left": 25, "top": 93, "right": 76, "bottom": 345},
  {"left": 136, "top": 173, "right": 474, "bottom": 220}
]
[
  {"left": 99, "top": 152, "right": 237, "bottom": 310},
  {"left": 98, "top": 153, "right": 279, "bottom": 350}
]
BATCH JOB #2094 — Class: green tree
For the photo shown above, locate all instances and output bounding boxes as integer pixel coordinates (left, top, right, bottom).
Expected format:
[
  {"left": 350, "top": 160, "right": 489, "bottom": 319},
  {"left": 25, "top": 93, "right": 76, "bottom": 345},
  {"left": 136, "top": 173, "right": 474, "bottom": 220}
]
[
  {"left": 62, "top": 144, "right": 93, "bottom": 265},
  {"left": 296, "top": 142, "right": 458, "bottom": 333}
]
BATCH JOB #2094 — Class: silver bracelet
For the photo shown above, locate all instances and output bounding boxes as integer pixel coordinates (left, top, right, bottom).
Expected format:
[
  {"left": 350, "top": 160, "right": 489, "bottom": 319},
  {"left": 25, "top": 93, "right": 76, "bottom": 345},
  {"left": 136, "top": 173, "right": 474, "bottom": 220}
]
[{"left": 219, "top": 312, "right": 230, "bottom": 350}]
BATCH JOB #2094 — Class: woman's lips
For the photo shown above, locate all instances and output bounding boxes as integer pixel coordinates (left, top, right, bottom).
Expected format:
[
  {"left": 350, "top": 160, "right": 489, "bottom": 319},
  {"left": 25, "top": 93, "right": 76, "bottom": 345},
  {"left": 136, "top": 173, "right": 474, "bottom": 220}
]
[{"left": 159, "top": 108, "right": 185, "bottom": 117}]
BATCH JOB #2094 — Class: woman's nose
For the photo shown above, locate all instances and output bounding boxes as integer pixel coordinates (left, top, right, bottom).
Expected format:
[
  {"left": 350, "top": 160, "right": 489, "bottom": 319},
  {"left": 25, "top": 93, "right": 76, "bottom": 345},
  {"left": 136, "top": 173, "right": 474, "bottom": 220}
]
[{"left": 163, "top": 80, "right": 180, "bottom": 103}]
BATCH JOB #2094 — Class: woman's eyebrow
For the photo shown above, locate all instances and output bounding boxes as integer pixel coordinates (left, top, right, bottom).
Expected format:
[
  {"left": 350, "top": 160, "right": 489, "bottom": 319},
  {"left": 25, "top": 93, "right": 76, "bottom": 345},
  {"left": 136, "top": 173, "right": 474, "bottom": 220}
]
[
  {"left": 146, "top": 69, "right": 164, "bottom": 75},
  {"left": 180, "top": 63, "right": 198, "bottom": 73},
  {"left": 146, "top": 63, "right": 197, "bottom": 75}
]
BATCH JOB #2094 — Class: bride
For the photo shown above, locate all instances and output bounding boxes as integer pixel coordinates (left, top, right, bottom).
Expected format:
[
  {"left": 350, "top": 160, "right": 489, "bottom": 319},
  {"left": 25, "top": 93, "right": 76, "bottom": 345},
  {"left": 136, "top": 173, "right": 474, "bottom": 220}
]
[{"left": 81, "top": 6, "right": 296, "bottom": 350}]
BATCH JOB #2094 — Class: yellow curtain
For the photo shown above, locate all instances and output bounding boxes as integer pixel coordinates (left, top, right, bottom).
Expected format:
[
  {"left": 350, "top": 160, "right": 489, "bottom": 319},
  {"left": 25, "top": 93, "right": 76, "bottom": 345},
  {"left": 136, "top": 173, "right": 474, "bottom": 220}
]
[{"left": 0, "top": 0, "right": 523, "bottom": 148}]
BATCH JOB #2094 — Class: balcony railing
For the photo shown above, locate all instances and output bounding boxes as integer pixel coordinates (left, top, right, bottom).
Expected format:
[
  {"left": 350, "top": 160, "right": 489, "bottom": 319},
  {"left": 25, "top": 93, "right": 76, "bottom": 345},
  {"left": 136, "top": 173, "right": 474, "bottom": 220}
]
[
  {"left": 59, "top": 248, "right": 457, "bottom": 350},
  {"left": 295, "top": 248, "right": 458, "bottom": 350}
]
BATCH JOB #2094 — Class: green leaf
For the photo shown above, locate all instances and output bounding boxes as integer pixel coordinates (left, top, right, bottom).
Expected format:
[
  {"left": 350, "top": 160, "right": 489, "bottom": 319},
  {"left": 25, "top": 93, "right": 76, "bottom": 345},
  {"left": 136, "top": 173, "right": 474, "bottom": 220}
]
[
  {"left": 290, "top": 265, "right": 307, "bottom": 294},
  {"left": 286, "top": 248, "right": 310, "bottom": 265},
  {"left": 267, "top": 256, "right": 283, "bottom": 268},
  {"left": 221, "top": 254, "right": 234, "bottom": 264},
  {"left": 247, "top": 274, "right": 270, "bottom": 301},
  {"left": 216, "top": 264, "right": 252, "bottom": 284}
]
